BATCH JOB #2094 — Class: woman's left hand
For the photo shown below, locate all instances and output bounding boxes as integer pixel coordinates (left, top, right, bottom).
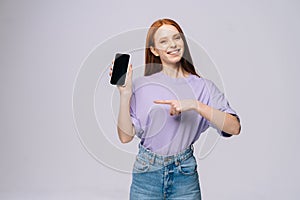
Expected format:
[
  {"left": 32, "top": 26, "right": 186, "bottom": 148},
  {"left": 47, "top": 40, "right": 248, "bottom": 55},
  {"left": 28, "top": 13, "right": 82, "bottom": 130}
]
[{"left": 154, "top": 99, "right": 198, "bottom": 116}]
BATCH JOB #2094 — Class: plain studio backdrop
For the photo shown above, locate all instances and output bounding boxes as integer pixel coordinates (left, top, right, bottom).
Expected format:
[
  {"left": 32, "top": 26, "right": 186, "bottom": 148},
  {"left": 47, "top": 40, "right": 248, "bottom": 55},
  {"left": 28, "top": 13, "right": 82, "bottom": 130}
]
[{"left": 0, "top": 0, "right": 299, "bottom": 199}]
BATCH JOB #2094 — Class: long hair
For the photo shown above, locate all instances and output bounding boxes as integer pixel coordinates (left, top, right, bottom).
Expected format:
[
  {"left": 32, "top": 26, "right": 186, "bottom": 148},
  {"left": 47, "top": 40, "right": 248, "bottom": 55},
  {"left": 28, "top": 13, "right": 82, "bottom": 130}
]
[{"left": 145, "top": 18, "right": 200, "bottom": 77}]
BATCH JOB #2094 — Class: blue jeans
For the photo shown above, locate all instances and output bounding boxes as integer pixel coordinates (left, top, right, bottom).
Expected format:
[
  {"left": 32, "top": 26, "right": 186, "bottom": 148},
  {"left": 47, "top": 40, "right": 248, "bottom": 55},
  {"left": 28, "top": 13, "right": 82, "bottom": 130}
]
[{"left": 130, "top": 144, "right": 201, "bottom": 200}]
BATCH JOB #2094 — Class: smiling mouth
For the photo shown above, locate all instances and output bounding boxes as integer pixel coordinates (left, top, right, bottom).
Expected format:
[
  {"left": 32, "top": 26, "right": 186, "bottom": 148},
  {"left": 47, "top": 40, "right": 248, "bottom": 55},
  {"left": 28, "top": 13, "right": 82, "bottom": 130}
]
[{"left": 167, "top": 49, "right": 180, "bottom": 55}]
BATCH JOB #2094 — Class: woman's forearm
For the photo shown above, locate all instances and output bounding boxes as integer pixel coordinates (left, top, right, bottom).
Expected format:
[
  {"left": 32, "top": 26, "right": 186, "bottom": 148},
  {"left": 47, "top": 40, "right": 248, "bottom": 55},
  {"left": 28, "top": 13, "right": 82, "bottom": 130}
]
[
  {"left": 117, "top": 93, "right": 135, "bottom": 143},
  {"left": 196, "top": 101, "right": 241, "bottom": 135}
]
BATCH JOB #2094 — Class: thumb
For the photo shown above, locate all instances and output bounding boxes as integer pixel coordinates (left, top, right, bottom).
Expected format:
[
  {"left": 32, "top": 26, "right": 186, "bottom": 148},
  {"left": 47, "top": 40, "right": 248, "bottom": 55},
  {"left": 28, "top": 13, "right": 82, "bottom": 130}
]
[{"left": 128, "top": 64, "right": 133, "bottom": 77}]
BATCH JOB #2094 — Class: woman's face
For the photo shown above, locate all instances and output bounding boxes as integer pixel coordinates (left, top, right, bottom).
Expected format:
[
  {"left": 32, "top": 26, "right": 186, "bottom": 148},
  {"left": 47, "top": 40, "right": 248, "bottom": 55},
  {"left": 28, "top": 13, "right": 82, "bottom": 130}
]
[{"left": 152, "top": 24, "right": 185, "bottom": 66}]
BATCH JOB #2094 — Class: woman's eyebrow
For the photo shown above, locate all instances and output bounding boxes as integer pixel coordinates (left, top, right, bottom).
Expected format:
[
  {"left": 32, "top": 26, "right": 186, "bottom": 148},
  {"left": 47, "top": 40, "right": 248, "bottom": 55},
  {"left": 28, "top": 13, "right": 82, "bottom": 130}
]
[
  {"left": 158, "top": 36, "right": 168, "bottom": 40},
  {"left": 159, "top": 33, "right": 180, "bottom": 40}
]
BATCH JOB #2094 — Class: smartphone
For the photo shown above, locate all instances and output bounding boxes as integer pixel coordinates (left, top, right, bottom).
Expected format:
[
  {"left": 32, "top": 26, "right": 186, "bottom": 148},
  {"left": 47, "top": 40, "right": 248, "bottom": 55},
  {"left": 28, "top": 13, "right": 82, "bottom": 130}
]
[{"left": 110, "top": 53, "right": 130, "bottom": 86}]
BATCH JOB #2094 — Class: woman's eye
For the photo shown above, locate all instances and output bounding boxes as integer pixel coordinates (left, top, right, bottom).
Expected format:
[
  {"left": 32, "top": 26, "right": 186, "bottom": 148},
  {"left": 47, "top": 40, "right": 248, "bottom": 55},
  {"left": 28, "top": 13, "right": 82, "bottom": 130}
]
[
  {"left": 160, "top": 40, "right": 167, "bottom": 44},
  {"left": 175, "top": 36, "right": 181, "bottom": 40}
]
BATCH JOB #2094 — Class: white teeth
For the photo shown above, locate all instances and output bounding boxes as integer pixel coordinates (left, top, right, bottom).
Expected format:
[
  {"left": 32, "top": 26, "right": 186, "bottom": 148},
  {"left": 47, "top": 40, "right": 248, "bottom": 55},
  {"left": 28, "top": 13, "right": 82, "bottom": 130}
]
[{"left": 168, "top": 49, "right": 180, "bottom": 54}]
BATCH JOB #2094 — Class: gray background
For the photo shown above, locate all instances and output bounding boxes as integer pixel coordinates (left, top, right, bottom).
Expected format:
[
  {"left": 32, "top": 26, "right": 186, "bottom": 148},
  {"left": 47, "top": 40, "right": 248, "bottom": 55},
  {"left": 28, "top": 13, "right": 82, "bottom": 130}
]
[{"left": 1, "top": 0, "right": 299, "bottom": 199}]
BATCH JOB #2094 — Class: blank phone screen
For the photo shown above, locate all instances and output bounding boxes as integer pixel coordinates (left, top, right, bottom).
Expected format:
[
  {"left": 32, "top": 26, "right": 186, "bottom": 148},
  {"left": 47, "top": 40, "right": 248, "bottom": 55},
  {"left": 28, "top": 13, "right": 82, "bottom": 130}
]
[{"left": 110, "top": 53, "right": 130, "bottom": 85}]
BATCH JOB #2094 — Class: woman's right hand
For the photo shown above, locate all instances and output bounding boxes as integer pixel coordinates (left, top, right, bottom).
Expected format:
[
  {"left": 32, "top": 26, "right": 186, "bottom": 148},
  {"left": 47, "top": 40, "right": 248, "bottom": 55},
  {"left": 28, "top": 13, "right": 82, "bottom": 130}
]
[{"left": 109, "top": 62, "right": 133, "bottom": 97}]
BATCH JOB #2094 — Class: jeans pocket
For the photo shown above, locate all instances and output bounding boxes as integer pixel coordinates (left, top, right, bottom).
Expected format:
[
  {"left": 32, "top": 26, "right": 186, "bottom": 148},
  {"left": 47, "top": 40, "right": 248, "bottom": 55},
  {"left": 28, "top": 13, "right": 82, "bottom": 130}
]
[
  {"left": 178, "top": 156, "right": 197, "bottom": 175},
  {"left": 133, "top": 155, "right": 150, "bottom": 173}
]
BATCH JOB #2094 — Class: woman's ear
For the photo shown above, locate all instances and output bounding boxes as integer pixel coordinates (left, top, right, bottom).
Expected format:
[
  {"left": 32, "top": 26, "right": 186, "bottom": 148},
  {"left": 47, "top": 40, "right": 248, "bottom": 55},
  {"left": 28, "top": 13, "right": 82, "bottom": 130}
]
[{"left": 150, "top": 46, "right": 159, "bottom": 57}]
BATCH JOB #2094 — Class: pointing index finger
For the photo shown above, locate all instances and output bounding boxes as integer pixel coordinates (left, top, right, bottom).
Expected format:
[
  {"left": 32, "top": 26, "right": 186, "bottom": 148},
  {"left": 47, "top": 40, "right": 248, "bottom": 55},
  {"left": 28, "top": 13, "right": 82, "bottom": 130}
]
[{"left": 153, "top": 100, "right": 172, "bottom": 104}]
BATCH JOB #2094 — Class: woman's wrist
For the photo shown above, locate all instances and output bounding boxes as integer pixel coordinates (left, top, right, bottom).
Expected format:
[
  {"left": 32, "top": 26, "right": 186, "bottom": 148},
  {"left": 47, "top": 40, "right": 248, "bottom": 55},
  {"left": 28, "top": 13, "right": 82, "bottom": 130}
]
[
  {"left": 120, "top": 90, "right": 132, "bottom": 99},
  {"left": 194, "top": 100, "right": 204, "bottom": 113}
]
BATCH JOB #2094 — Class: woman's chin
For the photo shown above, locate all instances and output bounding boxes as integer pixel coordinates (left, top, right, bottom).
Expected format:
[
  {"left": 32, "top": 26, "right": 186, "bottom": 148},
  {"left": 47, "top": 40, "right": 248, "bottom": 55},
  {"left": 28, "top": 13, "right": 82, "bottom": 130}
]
[{"left": 168, "top": 57, "right": 182, "bottom": 64}]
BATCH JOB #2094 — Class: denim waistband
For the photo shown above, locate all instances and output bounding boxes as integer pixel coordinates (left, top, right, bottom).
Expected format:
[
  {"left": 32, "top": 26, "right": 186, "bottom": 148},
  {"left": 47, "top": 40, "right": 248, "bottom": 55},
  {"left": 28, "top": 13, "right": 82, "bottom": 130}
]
[{"left": 138, "top": 143, "right": 194, "bottom": 166}]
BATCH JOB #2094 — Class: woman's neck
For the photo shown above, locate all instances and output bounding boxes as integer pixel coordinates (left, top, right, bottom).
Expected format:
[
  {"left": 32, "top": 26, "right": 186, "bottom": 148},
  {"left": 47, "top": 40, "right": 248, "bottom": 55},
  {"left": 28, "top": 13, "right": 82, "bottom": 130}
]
[{"left": 161, "top": 63, "right": 188, "bottom": 78}]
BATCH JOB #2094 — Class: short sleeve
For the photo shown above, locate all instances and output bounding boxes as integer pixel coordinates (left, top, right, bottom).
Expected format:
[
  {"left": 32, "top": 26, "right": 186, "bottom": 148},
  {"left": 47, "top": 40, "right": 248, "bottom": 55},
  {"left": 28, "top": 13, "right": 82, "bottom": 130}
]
[
  {"left": 205, "top": 80, "right": 240, "bottom": 137},
  {"left": 130, "top": 91, "right": 144, "bottom": 138}
]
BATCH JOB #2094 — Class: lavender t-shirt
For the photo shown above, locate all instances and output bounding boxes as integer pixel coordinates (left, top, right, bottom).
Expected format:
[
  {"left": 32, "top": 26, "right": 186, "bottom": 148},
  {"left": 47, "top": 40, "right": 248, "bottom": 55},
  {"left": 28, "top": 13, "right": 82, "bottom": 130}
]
[{"left": 130, "top": 71, "right": 239, "bottom": 155}]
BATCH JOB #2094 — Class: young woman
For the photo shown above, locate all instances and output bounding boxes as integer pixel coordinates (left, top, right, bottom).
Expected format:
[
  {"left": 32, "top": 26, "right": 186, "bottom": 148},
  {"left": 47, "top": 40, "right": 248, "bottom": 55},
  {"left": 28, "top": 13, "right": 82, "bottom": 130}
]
[{"left": 110, "top": 18, "right": 241, "bottom": 200}]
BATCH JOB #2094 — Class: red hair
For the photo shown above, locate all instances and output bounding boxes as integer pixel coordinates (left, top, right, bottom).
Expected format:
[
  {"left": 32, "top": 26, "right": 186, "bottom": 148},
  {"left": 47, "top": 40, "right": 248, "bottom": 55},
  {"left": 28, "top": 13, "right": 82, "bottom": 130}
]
[{"left": 145, "top": 18, "right": 199, "bottom": 77}]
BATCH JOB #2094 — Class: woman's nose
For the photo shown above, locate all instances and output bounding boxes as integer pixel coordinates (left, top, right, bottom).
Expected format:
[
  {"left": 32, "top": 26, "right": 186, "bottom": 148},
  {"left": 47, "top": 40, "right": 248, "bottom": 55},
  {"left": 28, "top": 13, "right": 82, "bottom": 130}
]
[{"left": 170, "top": 40, "right": 176, "bottom": 48}]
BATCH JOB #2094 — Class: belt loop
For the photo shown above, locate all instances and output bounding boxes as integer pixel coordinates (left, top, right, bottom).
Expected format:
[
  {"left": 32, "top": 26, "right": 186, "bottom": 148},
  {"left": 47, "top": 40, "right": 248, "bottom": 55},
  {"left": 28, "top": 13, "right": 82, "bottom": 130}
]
[{"left": 149, "top": 154, "right": 155, "bottom": 165}]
